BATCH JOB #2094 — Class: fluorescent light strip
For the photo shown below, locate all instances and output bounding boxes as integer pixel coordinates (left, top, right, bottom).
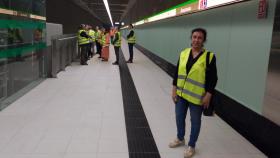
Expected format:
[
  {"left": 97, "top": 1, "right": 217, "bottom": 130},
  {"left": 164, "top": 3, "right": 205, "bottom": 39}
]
[
  {"left": 30, "top": 14, "right": 46, "bottom": 21},
  {"left": 199, "top": 0, "right": 243, "bottom": 9},
  {"left": 0, "top": 8, "right": 14, "bottom": 15},
  {"left": 0, "top": 8, "right": 46, "bottom": 21},
  {"left": 102, "top": 0, "right": 113, "bottom": 26},
  {"left": 148, "top": 9, "right": 176, "bottom": 22},
  {"left": 134, "top": 20, "right": 144, "bottom": 26},
  {"left": 133, "top": 0, "right": 245, "bottom": 26}
]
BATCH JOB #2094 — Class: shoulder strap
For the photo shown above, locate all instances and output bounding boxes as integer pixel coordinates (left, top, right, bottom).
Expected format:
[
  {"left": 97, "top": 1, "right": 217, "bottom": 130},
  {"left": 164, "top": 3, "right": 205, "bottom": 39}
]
[{"left": 206, "top": 51, "right": 210, "bottom": 68}]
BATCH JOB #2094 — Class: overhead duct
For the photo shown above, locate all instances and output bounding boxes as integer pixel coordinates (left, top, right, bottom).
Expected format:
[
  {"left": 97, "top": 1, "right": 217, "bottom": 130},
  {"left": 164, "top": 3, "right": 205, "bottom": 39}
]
[
  {"left": 120, "top": 0, "right": 137, "bottom": 22},
  {"left": 71, "top": 0, "right": 106, "bottom": 24}
]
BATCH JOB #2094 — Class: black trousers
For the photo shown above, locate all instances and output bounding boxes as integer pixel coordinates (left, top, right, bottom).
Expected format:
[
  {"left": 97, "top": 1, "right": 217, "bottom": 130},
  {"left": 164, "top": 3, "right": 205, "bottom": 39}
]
[
  {"left": 88, "top": 43, "right": 93, "bottom": 57},
  {"left": 80, "top": 44, "right": 88, "bottom": 64},
  {"left": 114, "top": 46, "right": 120, "bottom": 63},
  {"left": 96, "top": 41, "right": 102, "bottom": 55},
  {"left": 128, "top": 43, "right": 134, "bottom": 61}
]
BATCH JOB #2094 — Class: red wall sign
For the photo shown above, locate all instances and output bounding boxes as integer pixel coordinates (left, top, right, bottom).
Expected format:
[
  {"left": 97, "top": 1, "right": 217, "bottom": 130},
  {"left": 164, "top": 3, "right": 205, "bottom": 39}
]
[{"left": 258, "top": 0, "right": 268, "bottom": 19}]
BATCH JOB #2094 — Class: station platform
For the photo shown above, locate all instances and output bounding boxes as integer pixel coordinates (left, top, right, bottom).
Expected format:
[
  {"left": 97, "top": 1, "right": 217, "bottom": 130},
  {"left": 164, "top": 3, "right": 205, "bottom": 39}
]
[{"left": 0, "top": 39, "right": 267, "bottom": 158}]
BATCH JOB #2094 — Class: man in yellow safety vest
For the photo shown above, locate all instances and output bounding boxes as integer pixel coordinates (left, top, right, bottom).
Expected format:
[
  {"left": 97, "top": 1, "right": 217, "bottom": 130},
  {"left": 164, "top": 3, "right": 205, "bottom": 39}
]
[
  {"left": 88, "top": 25, "right": 95, "bottom": 58},
  {"left": 78, "top": 24, "right": 90, "bottom": 65},
  {"left": 112, "top": 27, "right": 121, "bottom": 65},
  {"left": 126, "top": 24, "right": 136, "bottom": 63}
]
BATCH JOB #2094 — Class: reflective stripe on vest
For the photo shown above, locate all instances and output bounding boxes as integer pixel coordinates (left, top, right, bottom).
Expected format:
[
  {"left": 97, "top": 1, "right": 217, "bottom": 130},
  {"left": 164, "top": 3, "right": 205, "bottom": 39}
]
[
  {"left": 78, "top": 30, "right": 89, "bottom": 45},
  {"left": 114, "top": 32, "right": 121, "bottom": 47},
  {"left": 176, "top": 48, "right": 214, "bottom": 105},
  {"left": 89, "top": 29, "right": 95, "bottom": 42},
  {"left": 127, "top": 30, "right": 136, "bottom": 43},
  {"left": 178, "top": 75, "right": 205, "bottom": 88},
  {"left": 176, "top": 87, "right": 204, "bottom": 100}
]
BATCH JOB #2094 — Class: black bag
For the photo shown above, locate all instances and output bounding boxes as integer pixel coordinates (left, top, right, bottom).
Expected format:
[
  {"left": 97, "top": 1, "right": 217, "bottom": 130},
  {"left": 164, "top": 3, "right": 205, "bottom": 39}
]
[
  {"left": 203, "top": 94, "right": 215, "bottom": 116},
  {"left": 203, "top": 51, "right": 215, "bottom": 116}
]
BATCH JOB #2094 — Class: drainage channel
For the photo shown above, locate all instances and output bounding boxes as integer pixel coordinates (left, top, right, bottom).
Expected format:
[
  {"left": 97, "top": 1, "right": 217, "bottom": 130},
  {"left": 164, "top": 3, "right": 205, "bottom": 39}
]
[{"left": 118, "top": 49, "right": 161, "bottom": 158}]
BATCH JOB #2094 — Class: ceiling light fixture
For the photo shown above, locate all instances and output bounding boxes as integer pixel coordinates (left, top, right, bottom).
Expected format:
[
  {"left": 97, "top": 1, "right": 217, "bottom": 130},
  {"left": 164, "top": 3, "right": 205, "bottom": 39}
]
[{"left": 102, "top": 0, "right": 114, "bottom": 26}]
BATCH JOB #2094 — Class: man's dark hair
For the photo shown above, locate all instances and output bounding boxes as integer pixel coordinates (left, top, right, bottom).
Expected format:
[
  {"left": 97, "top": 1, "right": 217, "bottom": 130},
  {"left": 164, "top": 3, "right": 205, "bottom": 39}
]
[
  {"left": 191, "top": 28, "right": 207, "bottom": 42},
  {"left": 129, "top": 24, "right": 134, "bottom": 28}
]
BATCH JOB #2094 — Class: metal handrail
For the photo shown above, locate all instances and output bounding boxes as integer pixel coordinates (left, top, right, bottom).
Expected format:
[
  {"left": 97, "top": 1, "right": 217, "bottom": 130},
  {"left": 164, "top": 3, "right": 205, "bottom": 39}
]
[{"left": 49, "top": 34, "right": 77, "bottom": 78}]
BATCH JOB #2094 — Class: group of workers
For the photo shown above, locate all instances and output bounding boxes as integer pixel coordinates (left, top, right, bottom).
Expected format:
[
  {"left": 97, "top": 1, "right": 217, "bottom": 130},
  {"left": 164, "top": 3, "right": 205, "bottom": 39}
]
[
  {"left": 79, "top": 24, "right": 218, "bottom": 158},
  {"left": 77, "top": 24, "right": 136, "bottom": 65}
]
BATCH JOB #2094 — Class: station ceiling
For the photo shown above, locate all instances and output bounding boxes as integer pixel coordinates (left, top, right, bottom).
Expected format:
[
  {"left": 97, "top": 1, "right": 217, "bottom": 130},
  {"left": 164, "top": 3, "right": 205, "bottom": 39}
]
[
  {"left": 75, "top": 0, "right": 131, "bottom": 25},
  {"left": 72, "top": 0, "right": 186, "bottom": 25}
]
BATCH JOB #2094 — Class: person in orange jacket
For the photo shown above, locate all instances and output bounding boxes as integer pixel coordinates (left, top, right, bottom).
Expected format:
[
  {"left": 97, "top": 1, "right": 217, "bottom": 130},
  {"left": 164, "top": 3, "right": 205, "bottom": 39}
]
[
  {"left": 109, "top": 27, "right": 115, "bottom": 43},
  {"left": 101, "top": 29, "right": 110, "bottom": 61}
]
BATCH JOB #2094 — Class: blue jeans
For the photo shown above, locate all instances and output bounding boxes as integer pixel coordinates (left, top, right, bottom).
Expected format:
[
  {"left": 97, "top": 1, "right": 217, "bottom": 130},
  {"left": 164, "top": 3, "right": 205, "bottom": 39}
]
[
  {"left": 175, "top": 96, "right": 203, "bottom": 148},
  {"left": 128, "top": 43, "right": 134, "bottom": 61}
]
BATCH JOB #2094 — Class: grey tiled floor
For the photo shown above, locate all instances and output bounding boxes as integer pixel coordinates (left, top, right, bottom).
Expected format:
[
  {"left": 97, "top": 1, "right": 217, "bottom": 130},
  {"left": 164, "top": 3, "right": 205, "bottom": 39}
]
[
  {"left": 0, "top": 46, "right": 128, "bottom": 158},
  {"left": 0, "top": 41, "right": 267, "bottom": 158}
]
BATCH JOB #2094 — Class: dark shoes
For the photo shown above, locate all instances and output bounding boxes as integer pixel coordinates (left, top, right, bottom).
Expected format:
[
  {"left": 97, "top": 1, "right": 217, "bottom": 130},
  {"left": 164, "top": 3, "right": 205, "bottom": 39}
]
[
  {"left": 126, "top": 60, "right": 133, "bottom": 63},
  {"left": 112, "top": 61, "right": 118, "bottom": 65}
]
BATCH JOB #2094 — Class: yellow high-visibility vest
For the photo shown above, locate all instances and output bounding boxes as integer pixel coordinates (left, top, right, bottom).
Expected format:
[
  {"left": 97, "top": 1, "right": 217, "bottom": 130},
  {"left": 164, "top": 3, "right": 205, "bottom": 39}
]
[
  {"left": 127, "top": 29, "right": 136, "bottom": 44},
  {"left": 102, "top": 33, "right": 110, "bottom": 47},
  {"left": 88, "top": 29, "right": 95, "bottom": 42},
  {"left": 78, "top": 29, "right": 89, "bottom": 45},
  {"left": 96, "top": 30, "right": 102, "bottom": 43},
  {"left": 176, "top": 48, "right": 214, "bottom": 105},
  {"left": 114, "top": 31, "right": 121, "bottom": 47}
]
